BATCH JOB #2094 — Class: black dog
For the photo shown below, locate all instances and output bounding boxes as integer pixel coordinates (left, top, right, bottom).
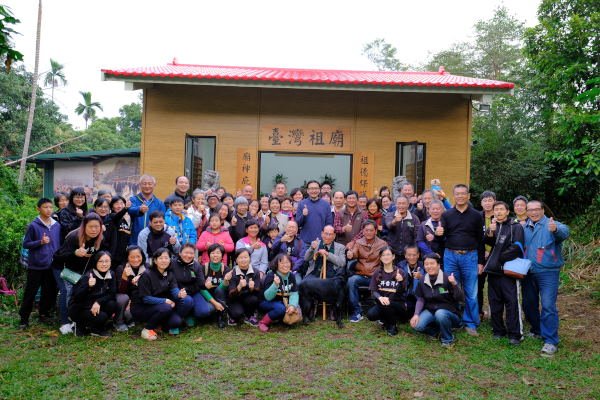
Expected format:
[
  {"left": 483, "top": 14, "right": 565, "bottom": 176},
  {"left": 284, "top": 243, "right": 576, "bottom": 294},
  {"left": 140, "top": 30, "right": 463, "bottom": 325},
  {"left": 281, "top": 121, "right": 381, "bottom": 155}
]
[{"left": 299, "top": 275, "right": 346, "bottom": 328}]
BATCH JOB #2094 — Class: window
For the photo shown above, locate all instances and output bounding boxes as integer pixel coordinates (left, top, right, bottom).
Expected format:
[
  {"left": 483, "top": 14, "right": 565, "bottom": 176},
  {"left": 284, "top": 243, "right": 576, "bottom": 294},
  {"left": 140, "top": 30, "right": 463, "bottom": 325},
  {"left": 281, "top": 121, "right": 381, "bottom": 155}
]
[
  {"left": 396, "top": 142, "right": 426, "bottom": 194},
  {"left": 185, "top": 136, "right": 216, "bottom": 190}
]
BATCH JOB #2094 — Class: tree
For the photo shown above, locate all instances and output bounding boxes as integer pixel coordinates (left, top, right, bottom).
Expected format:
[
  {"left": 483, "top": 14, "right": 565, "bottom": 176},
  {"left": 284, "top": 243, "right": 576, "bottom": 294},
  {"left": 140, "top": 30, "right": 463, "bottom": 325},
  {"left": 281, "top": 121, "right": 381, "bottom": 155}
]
[
  {"left": 424, "top": 42, "right": 476, "bottom": 75},
  {"left": 362, "top": 38, "right": 408, "bottom": 71},
  {"left": 75, "top": 91, "right": 102, "bottom": 128},
  {"left": 43, "top": 58, "right": 66, "bottom": 102},
  {"left": 0, "top": 5, "right": 24, "bottom": 71},
  {"left": 18, "top": 0, "right": 42, "bottom": 186},
  {"left": 116, "top": 101, "right": 142, "bottom": 145},
  {"left": 524, "top": 0, "right": 599, "bottom": 213}
]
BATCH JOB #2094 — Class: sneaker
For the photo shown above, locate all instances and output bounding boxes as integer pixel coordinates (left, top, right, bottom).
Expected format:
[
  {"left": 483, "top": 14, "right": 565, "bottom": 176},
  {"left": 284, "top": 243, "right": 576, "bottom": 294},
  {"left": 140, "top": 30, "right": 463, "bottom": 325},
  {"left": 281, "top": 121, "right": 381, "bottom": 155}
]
[
  {"left": 90, "top": 330, "right": 112, "bottom": 338},
  {"left": 527, "top": 332, "right": 542, "bottom": 340},
  {"left": 465, "top": 327, "right": 479, "bottom": 337},
  {"left": 349, "top": 313, "right": 363, "bottom": 323},
  {"left": 244, "top": 316, "right": 259, "bottom": 327},
  {"left": 19, "top": 322, "right": 29, "bottom": 330},
  {"left": 509, "top": 338, "right": 521, "bottom": 346},
  {"left": 59, "top": 323, "right": 73, "bottom": 335},
  {"left": 127, "top": 321, "right": 136, "bottom": 328},
  {"left": 114, "top": 323, "right": 128, "bottom": 332},
  {"left": 185, "top": 317, "right": 196, "bottom": 328},
  {"left": 228, "top": 317, "right": 237, "bottom": 326},
  {"left": 168, "top": 328, "right": 180, "bottom": 336},
  {"left": 141, "top": 328, "right": 158, "bottom": 341},
  {"left": 217, "top": 313, "right": 226, "bottom": 329},
  {"left": 386, "top": 324, "right": 399, "bottom": 336},
  {"left": 541, "top": 343, "right": 557, "bottom": 357},
  {"left": 441, "top": 341, "right": 455, "bottom": 348}
]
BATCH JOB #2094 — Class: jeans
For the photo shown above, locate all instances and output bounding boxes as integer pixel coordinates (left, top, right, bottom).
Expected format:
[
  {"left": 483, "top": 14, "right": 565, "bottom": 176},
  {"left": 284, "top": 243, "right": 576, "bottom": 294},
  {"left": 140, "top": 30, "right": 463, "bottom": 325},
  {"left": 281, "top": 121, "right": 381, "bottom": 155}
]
[
  {"left": 175, "top": 295, "right": 194, "bottom": 318},
  {"left": 444, "top": 249, "right": 479, "bottom": 329},
  {"left": 191, "top": 292, "right": 215, "bottom": 319},
  {"left": 347, "top": 274, "right": 371, "bottom": 316},
  {"left": 522, "top": 270, "right": 560, "bottom": 345},
  {"left": 52, "top": 269, "right": 69, "bottom": 325},
  {"left": 414, "top": 309, "right": 462, "bottom": 344},
  {"left": 259, "top": 300, "right": 286, "bottom": 320}
]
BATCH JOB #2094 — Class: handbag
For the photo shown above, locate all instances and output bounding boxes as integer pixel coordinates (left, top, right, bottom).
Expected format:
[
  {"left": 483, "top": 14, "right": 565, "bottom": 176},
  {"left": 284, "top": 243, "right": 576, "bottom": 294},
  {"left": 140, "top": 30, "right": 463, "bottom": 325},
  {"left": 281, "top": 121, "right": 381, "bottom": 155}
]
[
  {"left": 60, "top": 267, "right": 82, "bottom": 285},
  {"left": 282, "top": 297, "right": 302, "bottom": 325},
  {"left": 503, "top": 241, "right": 531, "bottom": 279}
]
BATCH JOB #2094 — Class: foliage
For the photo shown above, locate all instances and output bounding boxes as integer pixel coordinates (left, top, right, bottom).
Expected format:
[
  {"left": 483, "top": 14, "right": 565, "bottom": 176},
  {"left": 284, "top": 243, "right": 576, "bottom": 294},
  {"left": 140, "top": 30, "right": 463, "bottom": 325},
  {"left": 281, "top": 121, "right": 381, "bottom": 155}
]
[
  {"left": 320, "top": 173, "right": 336, "bottom": 188},
  {"left": 272, "top": 173, "right": 287, "bottom": 186},
  {"left": 424, "top": 42, "right": 476, "bottom": 76},
  {"left": 74, "top": 91, "right": 103, "bottom": 128},
  {"left": 0, "top": 64, "right": 66, "bottom": 157},
  {"left": 0, "top": 5, "right": 24, "bottom": 71},
  {"left": 524, "top": 0, "right": 600, "bottom": 213},
  {"left": 0, "top": 163, "right": 38, "bottom": 285},
  {"left": 43, "top": 59, "right": 67, "bottom": 102},
  {"left": 361, "top": 38, "right": 408, "bottom": 71}
]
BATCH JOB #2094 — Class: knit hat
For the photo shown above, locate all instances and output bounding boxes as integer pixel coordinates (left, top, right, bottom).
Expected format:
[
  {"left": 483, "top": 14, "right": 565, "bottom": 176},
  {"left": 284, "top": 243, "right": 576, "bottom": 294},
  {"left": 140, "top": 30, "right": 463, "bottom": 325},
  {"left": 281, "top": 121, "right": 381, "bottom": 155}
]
[{"left": 234, "top": 196, "right": 249, "bottom": 208}]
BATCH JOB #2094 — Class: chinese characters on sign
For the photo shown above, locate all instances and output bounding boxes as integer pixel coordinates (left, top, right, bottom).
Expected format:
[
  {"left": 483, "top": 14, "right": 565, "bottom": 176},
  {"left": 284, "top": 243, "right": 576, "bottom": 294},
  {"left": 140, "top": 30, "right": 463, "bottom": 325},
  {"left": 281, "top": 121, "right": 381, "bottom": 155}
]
[
  {"left": 236, "top": 148, "right": 257, "bottom": 190},
  {"left": 259, "top": 126, "right": 352, "bottom": 152},
  {"left": 353, "top": 152, "right": 374, "bottom": 196}
]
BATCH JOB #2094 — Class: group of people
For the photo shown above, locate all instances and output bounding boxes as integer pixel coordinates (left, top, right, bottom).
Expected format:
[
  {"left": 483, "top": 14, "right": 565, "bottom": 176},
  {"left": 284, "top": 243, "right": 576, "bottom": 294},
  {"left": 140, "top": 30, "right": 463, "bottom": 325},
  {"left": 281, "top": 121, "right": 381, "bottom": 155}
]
[{"left": 18, "top": 174, "right": 569, "bottom": 357}]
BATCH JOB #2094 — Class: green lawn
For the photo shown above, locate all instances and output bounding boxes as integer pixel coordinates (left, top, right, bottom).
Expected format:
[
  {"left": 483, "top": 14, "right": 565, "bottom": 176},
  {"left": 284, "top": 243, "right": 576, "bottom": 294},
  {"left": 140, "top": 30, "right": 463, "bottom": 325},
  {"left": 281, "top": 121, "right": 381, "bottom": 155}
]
[{"left": 0, "top": 294, "right": 598, "bottom": 400}]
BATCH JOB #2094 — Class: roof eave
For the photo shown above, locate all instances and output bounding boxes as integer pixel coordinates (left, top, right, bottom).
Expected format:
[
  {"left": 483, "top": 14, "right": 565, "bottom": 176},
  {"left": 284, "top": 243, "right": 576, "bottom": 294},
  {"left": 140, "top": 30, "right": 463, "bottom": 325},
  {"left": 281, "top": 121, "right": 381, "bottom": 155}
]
[{"left": 101, "top": 73, "right": 514, "bottom": 96}]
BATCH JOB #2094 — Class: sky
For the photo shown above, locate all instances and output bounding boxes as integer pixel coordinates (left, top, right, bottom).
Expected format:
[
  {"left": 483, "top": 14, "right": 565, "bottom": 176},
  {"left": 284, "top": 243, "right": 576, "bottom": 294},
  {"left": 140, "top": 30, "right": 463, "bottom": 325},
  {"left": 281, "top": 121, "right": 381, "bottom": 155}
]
[{"left": 4, "top": 0, "right": 541, "bottom": 129}]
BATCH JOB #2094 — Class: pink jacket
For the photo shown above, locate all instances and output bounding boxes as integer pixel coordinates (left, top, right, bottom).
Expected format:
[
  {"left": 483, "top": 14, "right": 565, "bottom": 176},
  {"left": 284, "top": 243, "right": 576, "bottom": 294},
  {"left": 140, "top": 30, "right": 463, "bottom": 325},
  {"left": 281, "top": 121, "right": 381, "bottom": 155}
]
[{"left": 196, "top": 229, "right": 235, "bottom": 265}]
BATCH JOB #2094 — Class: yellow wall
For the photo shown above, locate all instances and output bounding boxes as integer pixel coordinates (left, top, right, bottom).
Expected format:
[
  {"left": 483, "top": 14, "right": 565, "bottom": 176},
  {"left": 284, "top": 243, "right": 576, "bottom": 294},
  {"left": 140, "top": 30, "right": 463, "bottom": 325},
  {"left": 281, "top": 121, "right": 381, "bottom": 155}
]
[{"left": 141, "top": 84, "right": 471, "bottom": 200}]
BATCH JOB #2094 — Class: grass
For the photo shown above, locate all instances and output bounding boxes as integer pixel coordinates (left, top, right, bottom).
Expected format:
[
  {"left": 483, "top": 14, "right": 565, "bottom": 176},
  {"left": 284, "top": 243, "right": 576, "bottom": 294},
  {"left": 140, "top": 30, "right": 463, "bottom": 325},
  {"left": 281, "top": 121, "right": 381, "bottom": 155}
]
[{"left": 0, "top": 295, "right": 598, "bottom": 400}]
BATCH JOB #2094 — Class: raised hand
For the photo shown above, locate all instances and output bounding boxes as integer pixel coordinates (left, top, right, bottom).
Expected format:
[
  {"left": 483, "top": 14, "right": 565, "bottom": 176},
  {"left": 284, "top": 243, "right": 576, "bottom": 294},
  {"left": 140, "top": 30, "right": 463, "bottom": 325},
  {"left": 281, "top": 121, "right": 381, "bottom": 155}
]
[
  {"left": 140, "top": 203, "right": 149, "bottom": 214},
  {"left": 548, "top": 217, "right": 557, "bottom": 232},
  {"left": 239, "top": 278, "right": 247, "bottom": 289},
  {"left": 231, "top": 216, "right": 238, "bottom": 226},
  {"left": 224, "top": 270, "right": 233, "bottom": 281},
  {"left": 91, "top": 302, "right": 100, "bottom": 316},
  {"left": 489, "top": 218, "right": 497, "bottom": 233},
  {"left": 205, "top": 278, "right": 213, "bottom": 289},
  {"left": 395, "top": 270, "right": 403, "bottom": 282},
  {"left": 88, "top": 272, "right": 96, "bottom": 287},
  {"left": 76, "top": 208, "right": 84, "bottom": 218},
  {"left": 178, "top": 288, "right": 187, "bottom": 298},
  {"left": 448, "top": 272, "right": 457, "bottom": 286},
  {"left": 273, "top": 275, "right": 281, "bottom": 286},
  {"left": 435, "top": 223, "right": 444, "bottom": 237},
  {"left": 248, "top": 279, "right": 255, "bottom": 290},
  {"left": 168, "top": 235, "right": 177, "bottom": 245},
  {"left": 41, "top": 232, "right": 50, "bottom": 245},
  {"left": 302, "top": 205, "right": 309, "bottom": 216}
]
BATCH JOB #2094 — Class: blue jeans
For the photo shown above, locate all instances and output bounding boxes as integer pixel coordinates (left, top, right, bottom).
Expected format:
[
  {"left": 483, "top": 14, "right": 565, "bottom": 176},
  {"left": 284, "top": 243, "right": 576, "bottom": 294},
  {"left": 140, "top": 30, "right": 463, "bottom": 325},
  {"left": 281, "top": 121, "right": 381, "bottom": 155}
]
[
  {"left": 175, "top": 295, "right": 194, "bottom": 318},
  {"left": 444, "top": 249, "right": 479, "bottom": 329},
  {"left": 53, "top": 269, "right": 69, "bottom": 325},
  {"left": 191, "top": 292, "right": 215, "bottom": 319},
  {"left": 347, "top": 274, "right": 371, "bottom": 316},
  {"left": 522, "top": 270, "right": 560, "bottom": 345},
  {"left": 414, "top": 309, "right": 462, "bottom": 344},
  {"left": 259, "top": 300, "right": 286, "bottom": 320}
]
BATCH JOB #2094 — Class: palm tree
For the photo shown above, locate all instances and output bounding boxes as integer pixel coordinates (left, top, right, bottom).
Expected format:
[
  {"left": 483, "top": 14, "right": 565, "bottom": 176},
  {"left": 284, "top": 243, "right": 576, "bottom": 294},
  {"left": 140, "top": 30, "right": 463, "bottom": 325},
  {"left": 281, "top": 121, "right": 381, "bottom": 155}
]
[
  {"left": 43, "top": 58, "right": 67, "bottom": 102},
  {"left": 75, "top": 91, "right": 103, "bottom": 128},
  {"left": 18, "top": 0, "right": 42, "bottom": 186}
]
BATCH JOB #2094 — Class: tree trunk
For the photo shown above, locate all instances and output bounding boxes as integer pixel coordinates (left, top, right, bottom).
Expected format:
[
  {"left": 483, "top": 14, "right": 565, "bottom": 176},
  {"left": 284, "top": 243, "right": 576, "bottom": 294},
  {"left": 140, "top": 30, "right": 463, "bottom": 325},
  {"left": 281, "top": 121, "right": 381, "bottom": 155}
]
[{"left": 18, "top": 0, "right": 42, "bottom": 186}]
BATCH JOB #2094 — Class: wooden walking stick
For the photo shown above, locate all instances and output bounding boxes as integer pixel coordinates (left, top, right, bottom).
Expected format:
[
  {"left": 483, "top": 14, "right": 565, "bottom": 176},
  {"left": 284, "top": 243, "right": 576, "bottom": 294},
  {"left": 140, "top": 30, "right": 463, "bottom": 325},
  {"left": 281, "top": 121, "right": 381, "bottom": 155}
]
[{"left": 321, "top": 252, "right": 327, "bottom": 320}]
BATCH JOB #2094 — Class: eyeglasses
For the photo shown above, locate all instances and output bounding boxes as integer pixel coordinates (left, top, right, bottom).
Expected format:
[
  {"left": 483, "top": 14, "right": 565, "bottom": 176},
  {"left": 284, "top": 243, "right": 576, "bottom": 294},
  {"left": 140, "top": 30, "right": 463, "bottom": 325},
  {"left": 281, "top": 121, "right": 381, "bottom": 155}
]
[
  {"left": 527, "top": 208, "right": 543, "bottom": 212},
  {"left": 307, "top": 187, "right": 320, "bottom": 191}
]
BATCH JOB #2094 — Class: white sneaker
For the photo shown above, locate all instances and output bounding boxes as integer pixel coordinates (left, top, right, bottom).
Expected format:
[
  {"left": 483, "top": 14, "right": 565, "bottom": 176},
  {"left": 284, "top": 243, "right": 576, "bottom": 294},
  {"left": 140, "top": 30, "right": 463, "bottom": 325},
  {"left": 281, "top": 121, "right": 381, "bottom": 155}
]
[
  {"left": 141, "top": 328, "right": 158, "bottom": 341},
  {"left": 59, "top": 323, "right": 73, "bottom": 335}
]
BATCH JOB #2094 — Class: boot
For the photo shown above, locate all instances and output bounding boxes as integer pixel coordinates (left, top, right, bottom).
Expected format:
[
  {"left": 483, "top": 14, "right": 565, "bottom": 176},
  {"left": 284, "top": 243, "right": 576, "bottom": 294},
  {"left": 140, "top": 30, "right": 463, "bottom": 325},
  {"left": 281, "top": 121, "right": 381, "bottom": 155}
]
[
  {"left": 217, "top": 311, "right": 227, "bottom": 329},
  {"left": 258, "top": 314, "right": 272, "bottom": 333}
]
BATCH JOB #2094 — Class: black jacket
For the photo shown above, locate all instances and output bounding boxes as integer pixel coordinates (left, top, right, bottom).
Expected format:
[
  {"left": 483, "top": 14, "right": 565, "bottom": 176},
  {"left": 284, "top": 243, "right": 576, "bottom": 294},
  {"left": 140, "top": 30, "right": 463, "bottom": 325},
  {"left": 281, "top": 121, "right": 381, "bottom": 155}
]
[
  {"left": 228, "top": 265, "right": 262, "bottom": 298},
  {"left": 57, "top": 206, "right": 86, "bottom": 241},
  {"left": 484, "top": 220, "right": 525, "bottom": 275},
  {"left": 415, "top": 273, "right": 464, "bottom": 315},
  {"left": 170, "top": 256, "right": 203, "bottom": 296},
  {"left": 68, "top": 269, "right": 116, "bottom": 316},
  {"left": 54, "top": 229, "right": 104, "bottom": 274},
  {"left": 133, "top": 265, "right": 178, "bottom": 305}
]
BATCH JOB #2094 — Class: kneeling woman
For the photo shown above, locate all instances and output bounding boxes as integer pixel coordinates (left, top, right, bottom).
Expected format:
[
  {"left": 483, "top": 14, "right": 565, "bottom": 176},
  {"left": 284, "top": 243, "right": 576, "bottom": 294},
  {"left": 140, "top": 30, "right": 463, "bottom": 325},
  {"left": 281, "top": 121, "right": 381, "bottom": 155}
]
[
  {"left": 170, "top": 243, "right": 203, "bottom": 327},
  {"left": 131, "top": 248, "right": 185, "bottom": 340},
  {"left": 366, "top": 247, "right": 409, "bottom": 336},
  {"left": 198, "top": 244, "right": 233, "bottom": 328},
  {"left": 228, "top": 248, "right": 262, "bottom": 326},
  {"left": 114, "top": 245, "right": 147, "bottom": 332},
  {"left": 258, "top": 253, "right": 301, "bottom": 332},
  {"left": 410, "top": 254, "right": 464, "bottom": 347},
  {"left": 68, "top": 251, "right": 117, "bottom": 337}
]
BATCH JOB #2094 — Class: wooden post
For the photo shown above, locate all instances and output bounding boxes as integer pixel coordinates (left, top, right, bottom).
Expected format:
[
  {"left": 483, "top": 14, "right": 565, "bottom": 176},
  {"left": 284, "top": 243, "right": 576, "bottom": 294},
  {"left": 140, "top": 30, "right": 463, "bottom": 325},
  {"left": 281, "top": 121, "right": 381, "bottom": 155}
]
[{"left": 321, "top": 253, "right": 327, "bottom": 320}]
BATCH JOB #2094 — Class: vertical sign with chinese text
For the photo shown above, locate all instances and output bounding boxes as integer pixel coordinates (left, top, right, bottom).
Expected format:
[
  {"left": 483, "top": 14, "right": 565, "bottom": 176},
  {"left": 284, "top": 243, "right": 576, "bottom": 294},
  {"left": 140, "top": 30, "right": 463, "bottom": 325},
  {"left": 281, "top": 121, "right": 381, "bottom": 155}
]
[
  {"left": 353, "top": 152, "right": 375, "bottom": 196},
  {"left": 236, "top": 148, "right": 257, "bottom": 191}
]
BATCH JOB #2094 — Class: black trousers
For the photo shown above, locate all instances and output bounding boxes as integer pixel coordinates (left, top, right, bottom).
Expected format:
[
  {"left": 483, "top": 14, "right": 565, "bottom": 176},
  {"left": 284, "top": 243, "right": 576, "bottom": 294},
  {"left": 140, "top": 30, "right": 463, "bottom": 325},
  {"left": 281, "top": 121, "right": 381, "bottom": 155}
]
[
  {"left": 19, "top": 268, "right": 56, "bottom": 323},
  {"left": 366, "top": 300, "right": 409, "bottom": 326},
  {"left": 131, "top": 302, "right": 182, "bottom": 330},
  {"left": 70, "top": 300, "right": 117, "bottom": 333},
  {"left": 478, "top": 272, "right": 487, "bottom": 315},
  {"left": 487, "top": 273, "right": 522, "bottom": 339},
  {"left": 228, "top": 292, "right": 259, "bottom": 321}
]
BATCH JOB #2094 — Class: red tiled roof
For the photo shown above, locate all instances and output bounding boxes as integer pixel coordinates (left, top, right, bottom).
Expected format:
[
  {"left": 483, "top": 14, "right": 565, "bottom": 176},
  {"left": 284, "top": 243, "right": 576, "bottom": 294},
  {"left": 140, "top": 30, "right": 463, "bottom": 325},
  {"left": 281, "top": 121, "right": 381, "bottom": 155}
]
[{"left": 102, "top": 63, "right": 514, "bottom": 90}]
